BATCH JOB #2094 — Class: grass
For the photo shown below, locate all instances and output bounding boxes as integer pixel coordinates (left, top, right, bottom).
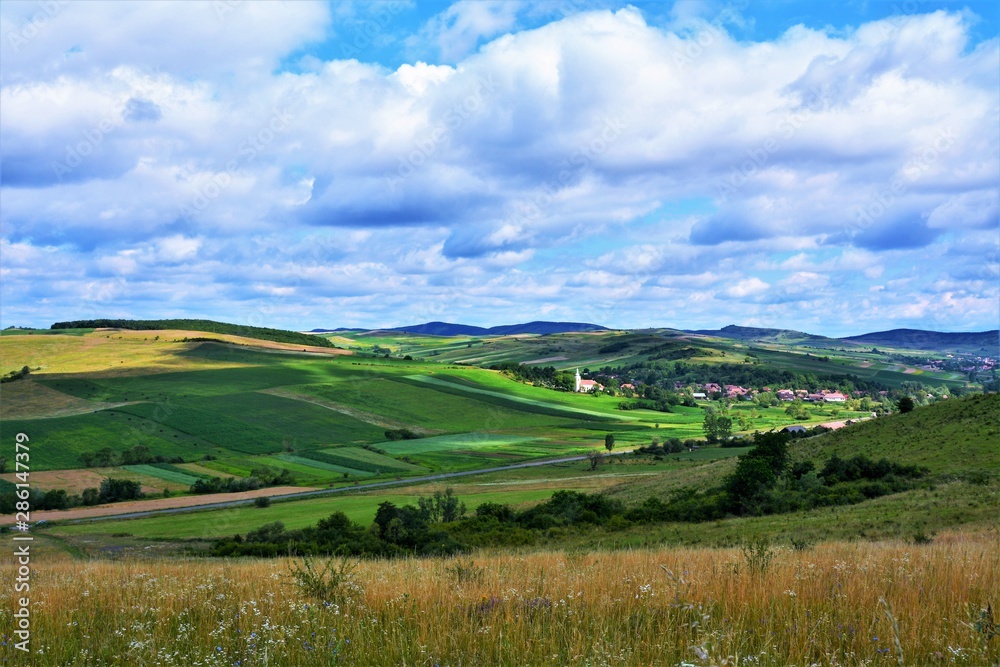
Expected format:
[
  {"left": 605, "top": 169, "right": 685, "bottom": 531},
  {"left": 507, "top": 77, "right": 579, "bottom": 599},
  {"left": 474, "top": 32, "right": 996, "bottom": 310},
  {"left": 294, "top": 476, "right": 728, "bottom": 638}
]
[
  {"left": 307, "top": 447, "right": 426, "bottom": 474},
  {"left": 0, "top": 379, "right": 125, "bottom": 420},
  {"left": 120, "top": 464, "right": 202, "bottom": 486},
  {"left": 293, "top": 377, "right": 577, "bottom": 432},
  {"left": 0, "top": 412, "right": 212, "bottom": 470},
  {"left": 377, "top": 433, "right": 542, "bottom": 455},
  {"left": 793, "top": 393, "right": 1000, "bottom": 477},
  {"left": 272, "top": 453, "right": 375, "bottom": 477},
  {"left": 49, "top": 488, "right": 561, "bottom": 540},
  {"left": 3, "top": 535, "right": 996, "bottom": 665},
  {"left": 400, "top": 374, "right": 627, "bottom": 421},
  {"left": 0, "top": 330, "right": 247, "bottom": 377}
]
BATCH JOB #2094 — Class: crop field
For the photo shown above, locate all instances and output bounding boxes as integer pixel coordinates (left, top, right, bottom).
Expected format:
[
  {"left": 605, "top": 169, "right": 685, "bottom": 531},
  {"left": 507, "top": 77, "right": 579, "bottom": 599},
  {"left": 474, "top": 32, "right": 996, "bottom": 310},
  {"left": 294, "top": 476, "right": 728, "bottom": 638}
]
[
  {"left": 308, "top": 447, "right": 426, "bottom": 473},
  {"left": 292, "top": 377, "right": 578, "bottom": 432},
  {"left": 3, "top": 534, "right": 996, "bottom": 666},
  {"left": 0, "top": 379, "right": 128, "bottom": 420},
  {"left": 377, "top": 433, "right": 542, "bottom": 455},
  {"left": 0, "top": 468, "right": 108, "bottom": 494},
  {"left": 0, "top": 330, "right": 311, "bottom": 377},
  {"left": 120, "top": 464, "right": 203, "bottom": 486},
  {"left": 270, "top": 454, "right": 375, "bottom": 478},
  {"left": 0, "top": 412, "right": 211, "bottom": 470},
  {"left": 175, "top": 461, "right": 237, "bottom": 478},
  {"left": 401, "top": 374, "right": 629, "bottom": 421}
]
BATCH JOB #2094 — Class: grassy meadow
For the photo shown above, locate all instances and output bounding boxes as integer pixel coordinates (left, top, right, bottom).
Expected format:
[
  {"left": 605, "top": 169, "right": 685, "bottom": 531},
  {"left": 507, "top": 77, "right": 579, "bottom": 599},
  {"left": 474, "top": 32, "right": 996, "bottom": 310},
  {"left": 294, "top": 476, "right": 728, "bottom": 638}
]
[{"left": 1, "top": 534, "right": 996, "bottom": 666}]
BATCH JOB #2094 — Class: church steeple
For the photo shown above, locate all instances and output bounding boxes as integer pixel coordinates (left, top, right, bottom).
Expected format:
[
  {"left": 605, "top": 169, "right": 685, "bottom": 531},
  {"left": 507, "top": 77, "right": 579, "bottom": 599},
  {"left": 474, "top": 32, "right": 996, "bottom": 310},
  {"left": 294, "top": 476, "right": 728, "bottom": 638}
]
[{"left": 574, "top": 368, "right": 581, "bottom": 392}]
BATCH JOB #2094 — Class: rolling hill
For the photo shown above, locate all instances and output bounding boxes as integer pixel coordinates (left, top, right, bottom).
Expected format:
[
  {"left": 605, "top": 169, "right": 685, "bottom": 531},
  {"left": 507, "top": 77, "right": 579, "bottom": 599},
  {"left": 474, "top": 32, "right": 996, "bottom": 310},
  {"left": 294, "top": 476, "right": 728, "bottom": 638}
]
[
  {"left": 372, "top": 321, "right": 608, "bottom": 336},
  {"left": 687, "top": 324, "right": 833, "bottom": 344},
  {"left": 50, "top": 318, "right": 337, "bottom": 348},
  {"left": 839, "top": 328, "right": 999, "bottom": 352}
]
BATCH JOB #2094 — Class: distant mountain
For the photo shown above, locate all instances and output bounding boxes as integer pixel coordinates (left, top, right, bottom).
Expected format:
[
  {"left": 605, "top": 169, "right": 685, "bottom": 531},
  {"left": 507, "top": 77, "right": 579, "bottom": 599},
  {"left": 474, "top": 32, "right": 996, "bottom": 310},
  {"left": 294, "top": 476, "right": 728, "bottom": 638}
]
[
  {"left": 486, "top": 321, "right": 609, "bottom": 335},
  {"left": 374, "top": 321, "right": 609, "bottom": 336},
  {"left": 388, "top": 322, "right": 491, "bottom": 336},
  {"left": 839, "top": 328, "right": 999, "bottom": 352},
  {"left": 687, "top": 324, "right": 830, "bottom": 343}
]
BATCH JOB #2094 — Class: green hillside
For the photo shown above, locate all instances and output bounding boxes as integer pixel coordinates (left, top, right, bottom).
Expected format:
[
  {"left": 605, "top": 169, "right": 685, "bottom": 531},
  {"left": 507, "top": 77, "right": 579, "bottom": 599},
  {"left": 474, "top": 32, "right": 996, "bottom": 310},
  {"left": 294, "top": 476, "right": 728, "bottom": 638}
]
[
  {"left": 50, "top": 318, "right": 337, "bottom": 348},
  {"left": 793, "top": 393, "right": 1000, "bottom": 477}
]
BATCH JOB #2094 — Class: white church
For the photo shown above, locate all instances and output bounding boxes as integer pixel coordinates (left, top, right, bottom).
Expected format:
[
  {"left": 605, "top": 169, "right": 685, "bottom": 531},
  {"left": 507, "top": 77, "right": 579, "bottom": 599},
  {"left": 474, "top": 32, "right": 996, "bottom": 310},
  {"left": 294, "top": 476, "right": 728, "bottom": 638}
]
[{"left": 574, "top": 369, "right": 603, "bottom": 393}]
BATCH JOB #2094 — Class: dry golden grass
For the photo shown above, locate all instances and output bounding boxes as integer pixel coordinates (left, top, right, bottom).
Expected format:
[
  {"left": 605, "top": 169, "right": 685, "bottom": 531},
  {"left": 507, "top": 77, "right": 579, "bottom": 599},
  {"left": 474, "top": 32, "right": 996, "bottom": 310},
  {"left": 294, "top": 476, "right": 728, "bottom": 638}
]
[
  {"left": 1, "top": 533, "right": 996, "bottom": 665},
  {"left": 0, "top": 468, "right": 108, "bottom": 494},
  {"left": 0, "top": 329, "right": 350, "bottom": 378}
]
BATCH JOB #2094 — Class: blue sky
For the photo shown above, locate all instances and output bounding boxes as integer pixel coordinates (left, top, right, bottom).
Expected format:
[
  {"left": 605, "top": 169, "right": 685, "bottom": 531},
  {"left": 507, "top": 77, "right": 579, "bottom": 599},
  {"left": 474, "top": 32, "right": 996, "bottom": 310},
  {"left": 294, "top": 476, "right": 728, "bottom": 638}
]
[{"left": 1, "top": 1, "right": 998, "bottom": 336}]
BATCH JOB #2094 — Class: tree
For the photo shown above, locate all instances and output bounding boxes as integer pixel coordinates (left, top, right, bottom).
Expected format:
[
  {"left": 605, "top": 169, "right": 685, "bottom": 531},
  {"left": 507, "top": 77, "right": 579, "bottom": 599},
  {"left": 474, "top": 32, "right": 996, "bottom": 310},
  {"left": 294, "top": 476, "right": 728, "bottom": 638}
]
[
  {"left": 417, "top": 488, "right": 466, "bottom": 523},
  {"left": 744, "top": 431, "right": 790, "bottom": 476},
  {"left": 93, "top": 447, "right": 117, "bottom": 467},
  {"left": 703, "top": 410, "right": 733, "bottom": 443},
  {"left": 588, "top": 450, "right": 603, "bottom": 471},
  {"left": 604, "top": 433, "right": 615, "bottom": 452},
  {"left": 725, "top": 456, "right": 777, "bottom": 514},
  {"left": 99, "top": 478, "right": 143, "bottom": 503},
  {"left": 897, "top": 396, "right": 915, "bottom": 413}
]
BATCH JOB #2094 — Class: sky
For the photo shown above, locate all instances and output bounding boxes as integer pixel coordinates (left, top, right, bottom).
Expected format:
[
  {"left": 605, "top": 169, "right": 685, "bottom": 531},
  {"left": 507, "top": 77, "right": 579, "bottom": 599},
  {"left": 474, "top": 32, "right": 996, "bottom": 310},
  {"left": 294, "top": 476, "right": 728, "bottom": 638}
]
[{"left": 1, "top": 0, "right": 998, "bottom": 337}]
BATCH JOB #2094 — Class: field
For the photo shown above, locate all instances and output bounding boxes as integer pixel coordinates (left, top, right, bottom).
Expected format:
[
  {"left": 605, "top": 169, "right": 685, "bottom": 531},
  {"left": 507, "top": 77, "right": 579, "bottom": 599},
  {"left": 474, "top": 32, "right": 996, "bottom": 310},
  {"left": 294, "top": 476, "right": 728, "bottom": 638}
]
[
  {"left": 1, "top": 535, "right": 996, "bottom": 666},
  {"left": 0, "top": 328, "right": 348, "bottom": 378},
  {"left": 328, "top": 328, "right": 975, "bottom": 388},
  {"left": 1, "top": 324, "right": 999, "bottom": 666}
]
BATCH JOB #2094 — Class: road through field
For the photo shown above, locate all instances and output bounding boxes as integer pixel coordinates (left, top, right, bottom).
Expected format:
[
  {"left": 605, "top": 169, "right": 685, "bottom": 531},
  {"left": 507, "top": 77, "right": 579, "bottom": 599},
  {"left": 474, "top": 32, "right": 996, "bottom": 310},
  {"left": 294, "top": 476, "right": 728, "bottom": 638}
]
[{"left": 25, "top": 451, "right": 632, "bottom": 526}]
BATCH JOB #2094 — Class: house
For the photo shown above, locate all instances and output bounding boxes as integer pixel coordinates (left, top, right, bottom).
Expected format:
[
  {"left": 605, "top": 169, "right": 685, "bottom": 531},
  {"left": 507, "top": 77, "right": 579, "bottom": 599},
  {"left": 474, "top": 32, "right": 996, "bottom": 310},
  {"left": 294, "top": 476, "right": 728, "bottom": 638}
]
[
  {"left": 692, "top": 392, "right": 707, "bottom": 400},
  {"left": 574, "top": 369, "right": 603, "bottom": 393},
  {"left": 783, "top": 425, "right": 807, "bottom": 433},
  {"left": 725, "top": 384, "right": 751, "bottom": 399},
  {"left": 777, "top": 389, "right": 795, "bottom": 401},
  {"left": 823, "top": 392, "right": 847, "bottom": 403},
  {"left": 818, "top": 421, "right": 846, "bottom": 431},
  {"left": 620, "top": 383, "right": 636, "bottom": 391},
  {"left": 806, "top": 393, "right": 825, "bottom": 402}
]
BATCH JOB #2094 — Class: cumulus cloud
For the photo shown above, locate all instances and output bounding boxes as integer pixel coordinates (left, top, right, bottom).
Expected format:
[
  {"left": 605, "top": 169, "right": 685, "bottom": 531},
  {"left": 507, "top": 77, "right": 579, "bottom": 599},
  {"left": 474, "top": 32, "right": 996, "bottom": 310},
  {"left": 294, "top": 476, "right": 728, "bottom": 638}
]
[{"left": 0, "top": 2, "right": 996, "bottom": 334}]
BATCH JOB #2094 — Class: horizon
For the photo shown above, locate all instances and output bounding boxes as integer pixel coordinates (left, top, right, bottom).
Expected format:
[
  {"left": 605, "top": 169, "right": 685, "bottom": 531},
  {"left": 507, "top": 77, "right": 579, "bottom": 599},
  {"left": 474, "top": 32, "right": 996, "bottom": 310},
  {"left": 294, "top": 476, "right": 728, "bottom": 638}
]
[
  {"left": 13, "top": 316, "right": 1000, "bottom": 341},
  {"left": 1, "top": 1, "right": 998, "bottom": 336}
]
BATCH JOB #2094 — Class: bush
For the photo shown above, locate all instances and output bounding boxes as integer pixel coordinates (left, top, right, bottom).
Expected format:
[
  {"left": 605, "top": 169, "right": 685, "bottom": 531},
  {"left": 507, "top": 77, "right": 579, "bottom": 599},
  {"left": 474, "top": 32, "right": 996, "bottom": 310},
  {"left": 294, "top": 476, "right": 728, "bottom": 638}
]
[
  {"left": 384, "top": 429, "right": 419, "bottom": 441},
  {"left": 99, "top": 478, "right": 143, "bottom": 503}
]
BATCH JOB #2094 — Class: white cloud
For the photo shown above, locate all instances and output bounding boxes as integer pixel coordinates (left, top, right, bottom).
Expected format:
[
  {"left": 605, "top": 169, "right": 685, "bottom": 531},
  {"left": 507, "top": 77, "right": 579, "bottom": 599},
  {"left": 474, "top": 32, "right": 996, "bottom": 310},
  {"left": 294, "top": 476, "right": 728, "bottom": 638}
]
[
  {"left": 724, "top": 277, "right": 769, "bottom": 298},
  {"left": 415, "top": 0, "right": 522, "bottom": 62},
  {"left": 0, "top": 5, "right": 996, "bottom": 333}
]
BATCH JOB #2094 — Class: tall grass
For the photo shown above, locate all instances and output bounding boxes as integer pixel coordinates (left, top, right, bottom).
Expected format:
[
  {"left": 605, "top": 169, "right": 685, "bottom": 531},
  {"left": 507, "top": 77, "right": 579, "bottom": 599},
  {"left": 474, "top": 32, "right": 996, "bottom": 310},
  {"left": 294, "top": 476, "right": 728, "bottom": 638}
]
[{"left": 1, "top": 533, "right": 996, "bottom": 665}]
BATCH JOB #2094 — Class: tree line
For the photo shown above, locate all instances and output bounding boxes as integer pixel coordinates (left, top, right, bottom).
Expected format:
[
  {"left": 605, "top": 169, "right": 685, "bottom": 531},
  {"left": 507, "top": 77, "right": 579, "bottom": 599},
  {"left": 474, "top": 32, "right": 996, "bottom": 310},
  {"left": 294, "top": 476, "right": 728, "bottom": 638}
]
[{"left": 210, "top": 431, "right": 926, "bottom": 558}]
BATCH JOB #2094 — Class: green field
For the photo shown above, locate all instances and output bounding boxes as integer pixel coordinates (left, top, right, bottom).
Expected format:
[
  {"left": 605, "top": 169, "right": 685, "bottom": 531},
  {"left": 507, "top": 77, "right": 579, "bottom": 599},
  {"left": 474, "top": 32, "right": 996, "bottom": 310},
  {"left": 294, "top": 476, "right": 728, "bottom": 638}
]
[
  {"left": 308, "top": 446, "right": 426, "bottom": 473},
  {"left": 49, "top": 487, "right": 563, "bottom": 540},
  {"left": 400, "top": 374, "right": 629, "bottom": 421},
  {"left": 293, "top": 377, "right": 576, "bottom": 432},
  {"left": 120, "top": 464, "right": 202, "bottom": 486}
]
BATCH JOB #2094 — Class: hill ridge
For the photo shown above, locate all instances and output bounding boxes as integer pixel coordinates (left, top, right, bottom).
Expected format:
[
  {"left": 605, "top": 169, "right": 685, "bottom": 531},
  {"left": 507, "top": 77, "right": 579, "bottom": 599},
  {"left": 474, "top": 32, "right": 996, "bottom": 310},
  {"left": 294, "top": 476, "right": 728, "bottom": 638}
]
[{"left": 51, "top": 318, "right": 337, "bottom": 349}]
